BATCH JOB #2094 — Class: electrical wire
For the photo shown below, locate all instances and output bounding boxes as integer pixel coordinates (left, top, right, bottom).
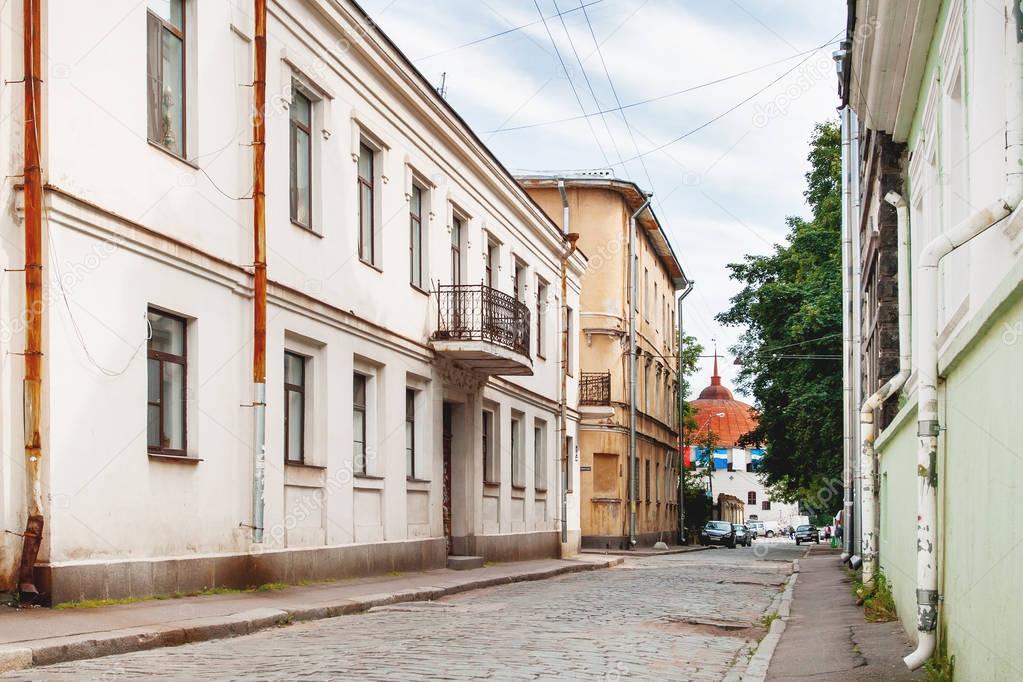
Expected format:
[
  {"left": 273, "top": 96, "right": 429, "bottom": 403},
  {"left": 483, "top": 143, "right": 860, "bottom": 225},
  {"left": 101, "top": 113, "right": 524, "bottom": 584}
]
[
  {"left": 488, "top": 38, "right": 841, "bottom": 134},
  {"left": 533, "top": 0, "right": 613, "bottom": 168},
  {"left": 514, "top": 29, "right": 843, "bottom": 172},
  {"left": 413, "top": 0, "right": 606, "bottom": 61}
]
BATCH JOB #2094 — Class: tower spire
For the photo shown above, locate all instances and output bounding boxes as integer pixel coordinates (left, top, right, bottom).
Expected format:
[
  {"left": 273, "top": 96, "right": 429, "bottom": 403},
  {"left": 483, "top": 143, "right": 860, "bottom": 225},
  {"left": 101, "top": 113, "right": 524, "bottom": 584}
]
[{"left": 711, "top": 341, "right": 721, "bottom": 386}]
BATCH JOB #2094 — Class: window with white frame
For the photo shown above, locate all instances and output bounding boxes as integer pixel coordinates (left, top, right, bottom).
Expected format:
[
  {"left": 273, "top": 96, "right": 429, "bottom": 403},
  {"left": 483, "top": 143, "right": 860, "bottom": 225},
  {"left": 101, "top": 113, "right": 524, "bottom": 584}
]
[
  {"left": 566, "top": 305, "right": 574, "bottom": 376},
  {"left": 511, "top": 412, "right": 524, "bottom": 488},
  {"left": 405, "top": 388, "right": 418, "bottom": 478},
  {"left": 534, "top": 419, "right": 547, "bottom": 491},
  {"left": 358, "top": 142, "right": 377, "bottom": 265},
  {"left": 536, "top": 279, "right": 548, "bottom": 358},
  {"left": 450, "top": 213, "right": 464, "bottom": 285},
  {"left": 482, "top": 409, "right": 497, "bottom": 483},
  {"left": 284, "top": 351, "right": 306, "bottom": 464},
  {"left": 146, "top": 0, "right": 186, "bottom": 157},
  {"left": 289, "top": 84, "right": 313, "bottom": 229},
  {"left": 485, "top": 237, "right": 499, "bottom": 289},
  {"left": 353, "top": 373, "right": 369, "bottom": 474},
  {"left": 147, "top": 308, "right": 187, "bottom": 456},
  {"left": 409, "top": 184, "right": 425, "bottom": 289}
]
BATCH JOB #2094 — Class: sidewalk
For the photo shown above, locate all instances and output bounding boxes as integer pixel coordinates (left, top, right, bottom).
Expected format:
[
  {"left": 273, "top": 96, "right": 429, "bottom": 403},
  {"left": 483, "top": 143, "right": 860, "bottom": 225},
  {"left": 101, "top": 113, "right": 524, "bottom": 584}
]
[
  {"left": 0, "top": 555, "right": 620, "bottom": 673},
  {"left": 765, "top": 545, "right": 923, "bottom": 681}
]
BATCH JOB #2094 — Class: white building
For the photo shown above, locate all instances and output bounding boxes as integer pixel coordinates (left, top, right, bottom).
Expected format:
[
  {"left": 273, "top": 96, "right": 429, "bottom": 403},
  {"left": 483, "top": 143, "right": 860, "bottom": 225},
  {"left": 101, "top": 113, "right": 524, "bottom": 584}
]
[
  {"left": 686, "top": 365, "right": 799, "bottom": 529},
  {"left": 0, "top": 0, "right": 585, "bottom": 604}
]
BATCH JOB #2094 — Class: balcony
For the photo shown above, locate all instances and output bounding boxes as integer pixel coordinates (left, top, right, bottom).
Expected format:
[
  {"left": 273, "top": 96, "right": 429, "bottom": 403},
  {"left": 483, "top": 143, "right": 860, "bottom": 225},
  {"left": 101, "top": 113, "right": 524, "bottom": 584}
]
[
  {"left": 431, "top": 284, "right": 532, "bottom": 376},
  {"left": 579, "top": 371, "right": 614, "bottom": 420}
]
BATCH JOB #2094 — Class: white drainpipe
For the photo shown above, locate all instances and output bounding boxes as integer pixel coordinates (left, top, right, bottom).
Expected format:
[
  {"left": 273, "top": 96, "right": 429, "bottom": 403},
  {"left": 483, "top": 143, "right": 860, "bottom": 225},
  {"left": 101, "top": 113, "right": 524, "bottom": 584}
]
[
  {"left": 839, "top": 104, "right": 855, "bottom": 562},
  {"left": 904, "top": 1, "right": 1023, "bottom": 669},
  {"left": 859, "top": 191, "right": 911, "bottom": 582}
]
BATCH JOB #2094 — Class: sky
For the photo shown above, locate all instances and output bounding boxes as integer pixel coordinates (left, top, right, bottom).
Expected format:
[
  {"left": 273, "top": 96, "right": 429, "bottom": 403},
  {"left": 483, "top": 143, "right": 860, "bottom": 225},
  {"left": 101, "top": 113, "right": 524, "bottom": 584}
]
[{"left": 357, "top": 0, "right": 846, "bottom": 399}]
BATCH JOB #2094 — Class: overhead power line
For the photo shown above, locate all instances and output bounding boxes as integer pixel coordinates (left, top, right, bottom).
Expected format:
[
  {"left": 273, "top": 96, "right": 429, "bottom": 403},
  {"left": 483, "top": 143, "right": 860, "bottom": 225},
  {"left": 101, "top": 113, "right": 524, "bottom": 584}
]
[
  {"left": 518, "top": 30, "right": 843, "bottom": 172},
  {"left": 414, "top": 0, "right": 606, "bottom": 62},
  {"left": 488, "top": 37, "right": 841, "bottom": 135}
]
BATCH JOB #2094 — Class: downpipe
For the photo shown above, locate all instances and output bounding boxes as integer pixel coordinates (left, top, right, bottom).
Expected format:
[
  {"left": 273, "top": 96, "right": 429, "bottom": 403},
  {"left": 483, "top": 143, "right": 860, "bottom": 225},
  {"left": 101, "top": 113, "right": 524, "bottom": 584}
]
[
  {"left": 557, "top": 181, "right": 577, "bottom": 547},
  {"left": 839, "top": 104, "right": 855, "bottom": 564},
  {"left": 859, "top": 191, "right": 911, "bottom": 582},
  {"left": 905, "top": 2, "right": 1023, "bottom": 669},
  {"left": 628, "top": 195, "right": 652, "bottom": 547},
  {"left": 17, "top": 0, "right": 45, "bottom": 601},
  {"left": 251, "top": 0, "right": 268, "bottom": 544},
  {"left": 676, "top": 281, "right": 694, "bottom": 545}
]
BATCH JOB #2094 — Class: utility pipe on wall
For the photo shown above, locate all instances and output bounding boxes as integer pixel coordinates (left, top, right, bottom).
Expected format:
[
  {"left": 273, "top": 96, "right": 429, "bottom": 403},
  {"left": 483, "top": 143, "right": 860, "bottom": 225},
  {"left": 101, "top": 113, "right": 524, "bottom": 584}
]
[
  {"left": 904, "top": 1, "right": 1023, "bottom": 669},
  {"left": 17, "top": 0, "right": 44, "bottom": 600},
  {"left": 839, "top": 104, "right": 855, "bottom": 563},
  {"left": 628, "top": 195, "right": 651, "bottom": 547},
  {"left": 251, "top": 0, "right": 268, "bottom": 544},
  {"left": 557, "top": 181, "right": 577, "bottom": 547},
  {"left": 675, "top": 281, "right": 694, "bottom": 544},
  {"left": 859, "top": 191, "right": 911, "bottom": 582}
]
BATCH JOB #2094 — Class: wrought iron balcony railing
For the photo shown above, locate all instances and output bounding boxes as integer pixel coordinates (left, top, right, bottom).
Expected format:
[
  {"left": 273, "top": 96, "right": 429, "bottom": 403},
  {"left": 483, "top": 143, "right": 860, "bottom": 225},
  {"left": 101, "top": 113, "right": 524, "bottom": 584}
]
[
  {"left": 433, "top": 284, "right": 531, "bottom": 357},
  {"left": 579, "top": 371, "right": 611, "bottom": 405}
]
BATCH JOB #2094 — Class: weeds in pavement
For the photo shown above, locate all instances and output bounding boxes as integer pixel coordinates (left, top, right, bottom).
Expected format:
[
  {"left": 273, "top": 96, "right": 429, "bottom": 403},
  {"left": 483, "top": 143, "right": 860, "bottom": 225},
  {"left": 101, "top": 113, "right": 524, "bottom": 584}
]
[
  {"left": 761, "top": 612, "right": 780, "bottom": 629},
  {"left": 924, "top": 652, "right": 954, "bottom": 681},
  {"left": 849, "top": 571, "right": 897, "bottom": 622},
  {"left": 55, "top": 582, "right": 291, "bottom": 609}
]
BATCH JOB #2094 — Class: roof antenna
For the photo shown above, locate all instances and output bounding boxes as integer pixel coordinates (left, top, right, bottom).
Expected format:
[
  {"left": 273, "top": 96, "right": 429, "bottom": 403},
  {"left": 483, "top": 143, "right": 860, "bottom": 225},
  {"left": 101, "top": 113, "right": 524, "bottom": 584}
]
[{"left": 436, "top": 72, "right": 448, "bottom": 99}]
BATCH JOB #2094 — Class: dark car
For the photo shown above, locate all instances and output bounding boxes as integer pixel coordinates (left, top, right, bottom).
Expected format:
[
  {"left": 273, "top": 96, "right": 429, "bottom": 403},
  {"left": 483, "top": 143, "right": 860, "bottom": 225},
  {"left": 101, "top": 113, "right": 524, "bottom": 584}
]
[
  {"left": 700, "top": 521, "right": 737, "bottom": 548},
  {"left": 733, "top": 523, "right": 752, "bottom": 547},
  {"left": 794, "top": 524, "right": 820, "bottom": 545}
]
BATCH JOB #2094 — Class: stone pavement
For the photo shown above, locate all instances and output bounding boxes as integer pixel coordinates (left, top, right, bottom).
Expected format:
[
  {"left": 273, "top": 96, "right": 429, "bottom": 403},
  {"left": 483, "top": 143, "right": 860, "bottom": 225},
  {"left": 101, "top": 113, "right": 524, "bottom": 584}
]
[
  {"left": 2, "top": 544, "right": 803, "bottom": 680},
  {"left": 766, "top": 545, "right": 923, "bottom": 681}
]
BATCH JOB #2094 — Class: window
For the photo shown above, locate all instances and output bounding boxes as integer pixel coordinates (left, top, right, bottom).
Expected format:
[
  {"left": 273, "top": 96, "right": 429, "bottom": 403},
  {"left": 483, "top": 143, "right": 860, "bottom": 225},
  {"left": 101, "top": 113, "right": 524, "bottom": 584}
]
[
  {"left": 513, "top": 260, "right": 526, "bottom": 301},
  {"left": 566, "top": 435, "right": 575, "bottom": 493},
  {"left": 511, "top": 414, "right": 524, "bottom": 488},
  {"left": 353, "top": 373, "right": 368, "bottom": 474},
  {"left": 762, "top": 500, "right": 771, "bottom": 511},
  {"left": 147, "top": 309, "right": 186, "bottom": 455},
  {"left": 450, "top": 215, "right": 463, "bottom": 285},
  {"left": 405, "top": 388, "right": 417, "bottom": 478},
  {"left": 654, "top": 282, "right": 659, "bottom": 326},
  {"left": 655, "top": 462, "right": 660, "bottom": 502},
  {"left": 482, "top": 410, "right": 496, "bottom": 483},
  {"left": 284, "top": 352, "right": 306, "bottom": 463},
  {"left": 534, "top": 420, "right": 547, "bottom": 490},
  {"left": 566, "top": 306, "right": 574, "bottom": 376},
  {"left": 358, "top": 143, "right": 376, "bottom": 264},
  {"left": 644, "top": 268, "right": 650, "bottom": 320},
  {"left": 536, "top": 279, "right": 548, "bottom": 358},
  {"left": 289, "top": 86, "right": 313, "bottom": 228},
  {"left": 147, "top": 0, "right": 186, "bottom": 157},
  {"left": 747, "top": 491, "right": 757, "bottom": 505},
  {"left": 486, "top": 239, "right": 499, "bottom": 288},
  {"left": 644, "top": 460, "right": 651, "bottom": 501},
  {"left": 409, "top": 184, "right": 424, "bottom": 288}
]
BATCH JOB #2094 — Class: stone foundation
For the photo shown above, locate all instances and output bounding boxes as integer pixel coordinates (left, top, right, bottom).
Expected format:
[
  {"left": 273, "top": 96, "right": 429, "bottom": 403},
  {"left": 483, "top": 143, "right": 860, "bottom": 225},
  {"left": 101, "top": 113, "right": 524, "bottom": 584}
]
[{"left": 35, "top": 538, "right": 447, "bottom": 606}]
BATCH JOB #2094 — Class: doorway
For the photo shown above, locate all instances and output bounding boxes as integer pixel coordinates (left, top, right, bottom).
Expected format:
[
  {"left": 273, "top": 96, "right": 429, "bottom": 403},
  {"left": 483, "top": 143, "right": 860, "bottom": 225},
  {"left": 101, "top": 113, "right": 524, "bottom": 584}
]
[{"left": 442, "top": 402, "right": 454, "bottom": 554}]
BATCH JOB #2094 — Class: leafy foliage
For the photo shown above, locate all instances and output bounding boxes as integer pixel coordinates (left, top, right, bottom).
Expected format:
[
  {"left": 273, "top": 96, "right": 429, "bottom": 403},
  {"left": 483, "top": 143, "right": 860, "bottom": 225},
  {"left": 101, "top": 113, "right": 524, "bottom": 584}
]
[{"left": 716, "top": 121, "right": 843, "bottom": 511}]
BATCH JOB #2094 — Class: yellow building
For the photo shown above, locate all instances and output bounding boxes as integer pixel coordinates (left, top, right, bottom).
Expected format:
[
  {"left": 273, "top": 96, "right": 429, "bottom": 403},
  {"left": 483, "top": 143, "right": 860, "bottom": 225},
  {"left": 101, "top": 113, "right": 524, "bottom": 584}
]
[{"left": 520, "top": 176, "right": 688, "bottom": 549}]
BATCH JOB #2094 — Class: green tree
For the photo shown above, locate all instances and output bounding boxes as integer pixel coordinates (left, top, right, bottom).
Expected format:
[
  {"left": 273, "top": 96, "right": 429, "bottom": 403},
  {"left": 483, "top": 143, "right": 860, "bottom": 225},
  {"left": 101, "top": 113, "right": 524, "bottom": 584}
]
[{"left": 716, "top": 120, "right": 843, "bottom": 511}]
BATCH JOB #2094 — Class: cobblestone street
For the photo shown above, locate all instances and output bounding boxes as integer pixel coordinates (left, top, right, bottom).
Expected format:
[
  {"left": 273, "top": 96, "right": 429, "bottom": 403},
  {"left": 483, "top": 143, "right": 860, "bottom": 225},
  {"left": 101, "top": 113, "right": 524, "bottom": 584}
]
[{"left": 6, "top": 544, "right": 803, "bottom": 681}]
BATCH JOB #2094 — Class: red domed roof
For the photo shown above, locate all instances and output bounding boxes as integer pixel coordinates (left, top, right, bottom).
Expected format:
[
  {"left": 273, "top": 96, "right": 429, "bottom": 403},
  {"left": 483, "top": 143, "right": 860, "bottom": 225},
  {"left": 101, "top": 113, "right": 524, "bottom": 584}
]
[{"left": 688, "top": 357, "right": 760, "bottom": 448}]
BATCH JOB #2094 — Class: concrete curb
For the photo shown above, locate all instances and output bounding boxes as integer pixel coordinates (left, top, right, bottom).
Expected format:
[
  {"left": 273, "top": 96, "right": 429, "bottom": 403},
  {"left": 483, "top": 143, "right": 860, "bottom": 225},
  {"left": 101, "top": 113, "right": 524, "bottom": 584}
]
[
  {"left": 580, "top": 545, "right": 716, "bottom": 558},
  {"left": 0, "top": 557, "right": 622, "bottom": 672},
  {"left": 737, "top": 559, "right": 800, "bottom": 682}
]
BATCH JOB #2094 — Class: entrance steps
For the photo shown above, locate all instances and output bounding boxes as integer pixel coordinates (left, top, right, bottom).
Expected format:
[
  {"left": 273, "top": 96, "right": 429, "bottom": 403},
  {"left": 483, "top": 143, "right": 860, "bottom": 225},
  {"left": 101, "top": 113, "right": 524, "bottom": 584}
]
[{"left": 447, "top": 555, "right": 485, "bottom": 571}]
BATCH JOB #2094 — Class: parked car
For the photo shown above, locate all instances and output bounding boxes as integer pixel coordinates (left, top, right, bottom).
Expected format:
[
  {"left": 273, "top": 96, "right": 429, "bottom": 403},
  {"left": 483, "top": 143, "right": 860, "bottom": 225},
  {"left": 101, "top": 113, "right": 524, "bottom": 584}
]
[
  {"left": 733, "top": 523, "right": 752, "bottom": 547},
  {"left": 700, "top": 521, "right": 737, "bottom": 548},
  {"left": 745, "top": 521, "right": 763, "bottom": 539},
  {"left": 794, "top": 524, "right": 820, "bottom": 545}
]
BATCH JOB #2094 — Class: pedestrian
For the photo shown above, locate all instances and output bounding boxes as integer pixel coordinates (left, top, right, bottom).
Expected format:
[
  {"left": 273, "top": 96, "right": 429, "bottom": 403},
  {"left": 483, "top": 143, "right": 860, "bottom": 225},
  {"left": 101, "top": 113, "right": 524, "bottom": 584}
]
[{"left": 824, "top": 525, "right": 832, "bottom": 540}]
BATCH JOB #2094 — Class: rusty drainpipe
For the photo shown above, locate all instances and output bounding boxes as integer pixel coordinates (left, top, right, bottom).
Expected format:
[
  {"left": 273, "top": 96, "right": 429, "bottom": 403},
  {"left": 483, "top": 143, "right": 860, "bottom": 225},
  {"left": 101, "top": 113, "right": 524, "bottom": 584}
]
[
  {"left": 557, "top": 180, "right": 578, "bottom": 548},
  {"left": 17, "top": 0, "right": 44, "bottom": 601},
  {"left": 251, "top": 0, "right": 268, "bottom": 544}
]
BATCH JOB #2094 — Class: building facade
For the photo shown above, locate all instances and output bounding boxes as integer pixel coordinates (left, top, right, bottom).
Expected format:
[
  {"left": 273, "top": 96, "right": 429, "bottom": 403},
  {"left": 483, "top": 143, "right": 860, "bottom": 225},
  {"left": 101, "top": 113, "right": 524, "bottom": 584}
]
[
  {"left": 842, "top": 0, "right": 1023, "bottom": 676},
  {"left": 686, "top": 366, "right": 799, "bottom": 530},
  {"left": 520, "top": 177, "right": 687, "bottom": 550},
  {"left": 0, "top": 0, "right": 585, "bottom": 604}
]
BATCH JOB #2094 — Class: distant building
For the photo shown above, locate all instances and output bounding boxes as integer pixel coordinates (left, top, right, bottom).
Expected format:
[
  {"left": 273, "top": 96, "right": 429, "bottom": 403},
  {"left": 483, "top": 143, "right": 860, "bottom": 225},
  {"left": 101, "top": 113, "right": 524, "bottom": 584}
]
[
  {"left": 685, "top": 362, "right": 799, "bottom": 529},
  {"left": 520, "top": 176, "right": 689, "bottom": 550}
]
